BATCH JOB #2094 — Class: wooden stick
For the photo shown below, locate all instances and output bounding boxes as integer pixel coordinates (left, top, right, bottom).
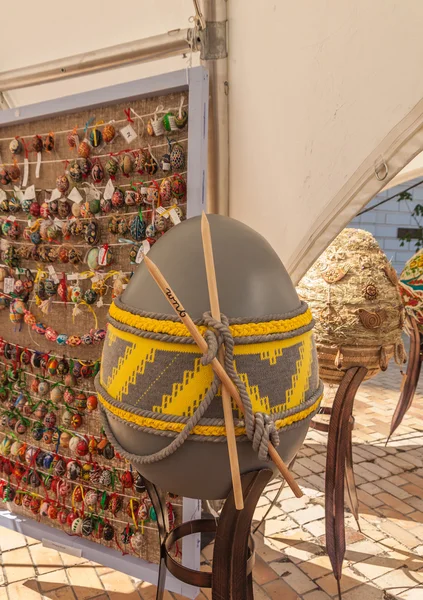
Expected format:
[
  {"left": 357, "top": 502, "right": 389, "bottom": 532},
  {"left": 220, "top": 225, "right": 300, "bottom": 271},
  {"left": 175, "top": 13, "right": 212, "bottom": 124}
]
[
  {"left": 201, "top": 213, "right": 244, "bottom": 510},
  {"left": 143, "top": 255, "right": 303, "bottom": 498}
]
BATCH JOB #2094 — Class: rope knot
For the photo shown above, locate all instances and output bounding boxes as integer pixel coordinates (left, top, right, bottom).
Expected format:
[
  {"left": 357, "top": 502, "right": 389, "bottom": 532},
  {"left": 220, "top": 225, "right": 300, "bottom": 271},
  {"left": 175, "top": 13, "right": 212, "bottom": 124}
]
[
  {"left": 200, "top": 312, "right": 231, "bottom": 365},
  {"left": 252, "top": 412, "right": 280, "bottom": 462}
]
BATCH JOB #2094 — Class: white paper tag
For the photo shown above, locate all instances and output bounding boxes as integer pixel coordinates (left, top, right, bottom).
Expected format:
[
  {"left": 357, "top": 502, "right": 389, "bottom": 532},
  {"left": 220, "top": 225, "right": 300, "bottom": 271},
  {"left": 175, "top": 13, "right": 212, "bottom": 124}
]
[
  {"left": 98, "top": 246, "right": 109, "bottom": 266},
  {"left": 66, "top": 273, "right": 79, "bottom": 281},
  {"left": 103, "top": 179, "right": 114, "bottom": 200},
  {"left": 0, "top": 190, "right": 6, "bottom": 202},
  {"left": 85, "top": 186, "right": 101, "bottom": 201},
  {"left": 135, "top": 246, "right": 144, "bottom": 264},
  {"left": 156, "top": 206, "right": 166, "bottom": 215},
  {"left": 53, "top": 218, "right": 63, "bottom": 229},
  {"left": 35, "top": 152, "right": 42, "bottom": 179},
  {"left": 13, "top": 186, "right": 23, "bottom": 202},
  {"left": 162, "top": 162, "right": 171, "bottom": 171},
  {"left": 169, "top": 208, "right": 181, "bottom": 225},
  {"left": 49, "top": 188, "right": 62, "bottom": 202},
  {"left": 47, "top": 265, "right": 60, "bottom": 284},
  {"left": 141, "top": 186, "right": 147, "bottom": 194},
  {"left": 42, "top": 539, "right": 82, "bottom": 558},
  {"left": 120, "top": 124, "right": 137, "bottom": 143},
  {"left": 0, "top": 240, "right": 8, "bottom": 252},
  {"left": 24, "top": 185, "right": 36, "bottom": 200},
  {"left": 7, "top": 215, "right": 16, "bottom": 223},
  {"left": 68, "top": 187, "right": 83, "bottom": 204},
  {"left": 142, "top": 239, "right": 151, "bottom": 254},
  {"left": 3, "top": 278, "right": 15, "bottom": 294},
  {"left": 22, "top": 158, "right": 29, "bottom": 187}
]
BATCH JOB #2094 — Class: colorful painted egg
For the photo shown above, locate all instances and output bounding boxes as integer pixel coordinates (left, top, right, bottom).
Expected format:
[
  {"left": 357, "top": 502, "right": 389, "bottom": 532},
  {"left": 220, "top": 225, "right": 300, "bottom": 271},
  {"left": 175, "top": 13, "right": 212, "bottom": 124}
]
[
  {"left": 102, "top": 124, "right": 115, "bottom": 143},
  {"left": 0, "top": 168, "right": 11, "bottom": 185},
  {"left": 100, "top": 196, "right": 112, "bottom": 214},
  {"left": 32, "top": 425, "right": 44, "bottom": 441},
  {"left": 66, "top": 511, "right": 78, "bottom": 527},
  {"left": 112, "top": 188, "right": 124, "bottom": 208},
  {"left": 154, "top": 213, "right": 167, "bottom": 232},
  {"left": 71, "top": 517, "right": 83, "bottom": 534},
  {"left": 43, "top": 429, "right": 54, "bottom": 444},
  {"left": 89, "top": 198, "right": 100, "bottom": 214},
  {"left": 78, "top": 141, "right": 90, "bottom": 158},
  {"left": 163, "top": 112, "right": 177, "bottom": 132},
  {"left": 175, "top": 109, "right": 188, "bottom": 129},
  {"left": 82, "top": 517, "right": 93, "bottom": 536},
  {"left": 105, "top": 158, "right": 119, "bottom": 178},
  {"left": 60, "top": 432, "right": 71, "bottom": 448},
  {"left": 8, "top": 196, "right": 21, "bottom": 213},
  {"left": 125, "top": 190, "right": 139, "bottom": 206},
  {"left": 80, "top": 158, "right": 92, "bottom": 178},
  {"left": 56, "top": 334, "right": 69, "bottom": 345},
  {"left": 43, "top": 453, "right": 54, "bottom": 469},
  {"left": 171, "top": 174, "right": 187, "bottom": 200},
  {"left": 87, "top": 395, "right": 98, "bottom": 412},
  {"left": 147, "top": 182, "right": 160, "bottom": 205},
  {"left": 144, "top": 153, "right": 158, "bottom": 175},
  {"left": 9, "top": 164, "right": 21, "bottom": 182},
  {"left": 43, "top": 134, "right": 54, "bottom": 152},
  {"left": 170, "top": 143, "right": 185, "bottom": 170},
  {"left": 56, "top": 175, "right": 69, "bottom": 193},
  {"left": 15, "top": 421, "right": 27, "bottom": 435},
  {"left": 91, "top": 162, "right": 104, "bottom": 183},
  {"left": 58, "top": 200, "right": 71, "bottom": 218},
  {"left": 76, "top": 438, "right": 88, "bottom": 457},
  {"left": 71, "top": 414, "right": 83, "bottom": 429},
  {"left": 38, "top": 381, "right": 50, "bottom": 397},
  {"left": 58, "top": 509, "right": 69, "bottom": 524},
  {"left": 159, "top": 177, "right": 172, "bottom": 205},
  {"left": 119, "top": 154, "right": 133, "bottom": 176},
  {"left": 89, "top": 128, "right": 102, "bottom": 148},
  {"left": 84, "top": 220, "right": 99, "bottom": 245},
  {"left": 84, "top": 289, "right": 98, "bottom": 305},
  {"left": 103, "top": 523, "right": 114, "bottom": 541},
  {"left": 29, "top": 201, "right": 40, "bottom": 217},
  {"left": 9, "top": 138, "right": 22, "bottom": 155},
  {"left": 43, "top": 412, "right": 56, "bottom": 428},
  {"left": 130, "top": 214, "right": 146, "bottom": 241},
  {"left": 69, "top": 161, "right": 82, "bottom": 183},
  {"left": 30, "top": 497, "right": 41, "bottom": 514}
]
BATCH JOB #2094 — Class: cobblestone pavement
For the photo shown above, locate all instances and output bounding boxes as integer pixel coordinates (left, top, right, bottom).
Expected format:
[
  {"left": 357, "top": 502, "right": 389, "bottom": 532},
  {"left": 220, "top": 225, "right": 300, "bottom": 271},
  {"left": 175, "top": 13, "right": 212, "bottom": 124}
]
[{"left": 0, "top": 365, "right": 422, "bottom": 599}]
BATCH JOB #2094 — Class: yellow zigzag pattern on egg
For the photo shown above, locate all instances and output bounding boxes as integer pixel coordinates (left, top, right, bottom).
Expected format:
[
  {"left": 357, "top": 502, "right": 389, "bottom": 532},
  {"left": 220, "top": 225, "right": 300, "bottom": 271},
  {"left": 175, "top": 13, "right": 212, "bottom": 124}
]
[
  {"left": 106, "top": 342, "right": 157, "bottom": 402},
  {"left": 237, "top": 372, "right": 270, "bottom": 416},
  {"left": 259, "top": 346, "right": 284, "bottom": 365},
  {"left": 282, "top": 336, "right": 313, "bottom": 412},
  {"left": 153, "top": 358, "right": 214, "bottom": 417}
]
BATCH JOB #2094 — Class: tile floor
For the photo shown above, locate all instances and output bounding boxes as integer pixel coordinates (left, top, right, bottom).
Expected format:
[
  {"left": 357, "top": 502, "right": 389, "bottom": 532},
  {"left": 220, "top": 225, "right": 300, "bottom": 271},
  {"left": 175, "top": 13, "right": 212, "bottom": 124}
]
[{"left": 0, "top": 364, "right": 423, "bottom": 599}]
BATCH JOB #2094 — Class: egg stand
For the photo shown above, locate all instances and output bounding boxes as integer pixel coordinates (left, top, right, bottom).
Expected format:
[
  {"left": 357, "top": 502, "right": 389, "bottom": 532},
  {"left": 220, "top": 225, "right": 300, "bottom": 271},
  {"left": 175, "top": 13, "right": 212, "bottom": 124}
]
[
  {"left": 388, "top": 315, "right": 422, "bottom": 442},
  {"left": 144, "top": 468, "right": 273, "bottom": 600},
  {"left": 310, "top": 366, "right": 368, "bottom": 599}
]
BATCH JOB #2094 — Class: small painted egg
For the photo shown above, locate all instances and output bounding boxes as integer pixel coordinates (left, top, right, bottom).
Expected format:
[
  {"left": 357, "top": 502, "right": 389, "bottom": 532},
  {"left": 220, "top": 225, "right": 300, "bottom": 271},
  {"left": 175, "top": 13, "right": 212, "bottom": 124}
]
[
  {"left": 78, "top": 141, "right": 90, "bottom": 158},
  {"left": 105, "top": 158, "right": 119, "bottom": 177},
  {"left": 56, "top": 174, "right": 69, "bottom": 193},
  {"left": 102, "top": 124, "right": 115, "bottom": 143},
  {"left": 89, "top": 128, "right": 102, "bottom": 148},
  {"left": 69, "top": 161, "right": 82, "bottom": 183},
  {"left": 170, "top": 143, "right": 185, "bottom": 170},
  {"left": 119, "top": 154, "right": 133, "bottom": 176},
  {"left": 91, "top": 162, "right": 104, "bottom": 183},
  {"left": 32, "top": 135, "right": 43, "bottom": 152},
  {"left": 43, "top": 134, "right": 54, "bottom": 152},
  {"left": 111, "top": 188, "right": 124, "bottom": 208},
  {"left": 9, "top": 138, "right": 22, "bottom": 155}
]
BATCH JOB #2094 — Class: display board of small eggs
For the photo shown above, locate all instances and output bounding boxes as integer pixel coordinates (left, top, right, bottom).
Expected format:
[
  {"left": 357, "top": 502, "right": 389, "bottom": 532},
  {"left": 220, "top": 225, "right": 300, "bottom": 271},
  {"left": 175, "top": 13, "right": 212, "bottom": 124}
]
[{"left": 0, "top": 91, "right": 188, "bottom": 563}]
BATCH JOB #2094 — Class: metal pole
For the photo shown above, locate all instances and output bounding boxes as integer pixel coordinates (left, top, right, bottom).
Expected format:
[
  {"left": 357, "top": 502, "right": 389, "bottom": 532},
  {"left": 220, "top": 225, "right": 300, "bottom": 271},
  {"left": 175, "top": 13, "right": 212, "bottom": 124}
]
[
  {"left": 0, "top": 29, "right": 195, "bottom": 92},
  {"left": 200, "top": 0, "right": 229, "bottom": 216}
]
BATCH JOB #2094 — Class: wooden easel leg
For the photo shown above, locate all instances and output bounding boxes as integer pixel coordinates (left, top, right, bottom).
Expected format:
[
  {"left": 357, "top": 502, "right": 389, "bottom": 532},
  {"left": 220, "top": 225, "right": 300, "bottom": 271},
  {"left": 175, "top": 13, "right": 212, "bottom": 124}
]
[
  {"left": 143, "top": 478, "right": 170, "bottom": 600},
  {"left": 325, "top": 367, "right": 368, "bottom": 599},
  {"left": 212, "top": 469, "right": 273, "bottom": 600}
]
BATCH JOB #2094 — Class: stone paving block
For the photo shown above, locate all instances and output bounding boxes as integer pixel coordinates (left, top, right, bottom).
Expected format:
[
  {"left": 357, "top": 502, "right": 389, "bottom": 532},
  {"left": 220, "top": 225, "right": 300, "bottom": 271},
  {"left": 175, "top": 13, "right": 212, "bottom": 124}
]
[
  {"left": 2, "top": 546, "right": 36, "bottom": 584},
  {"left": 316, "top": 566, "right": 367, "bottom": 595},
  {"left": 29, "top": 542, "right": 64, "bottom": 575},
  {"left": 270, "top": 561, "right": 317, "bottom": 594}
]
